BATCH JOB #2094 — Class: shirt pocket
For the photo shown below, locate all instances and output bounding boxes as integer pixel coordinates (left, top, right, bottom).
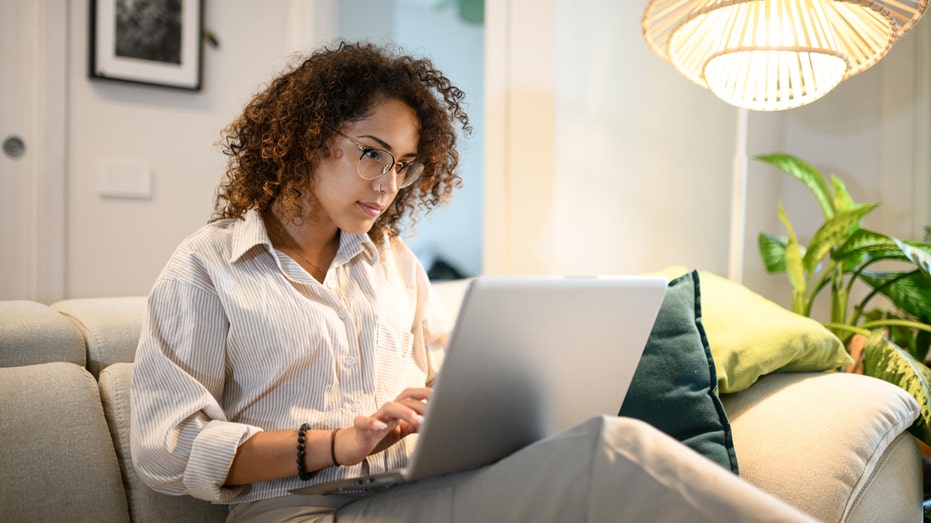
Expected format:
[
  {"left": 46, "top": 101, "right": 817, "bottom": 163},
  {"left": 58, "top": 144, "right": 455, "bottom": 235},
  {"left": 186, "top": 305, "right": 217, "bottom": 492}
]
[{"left": 374, "top": 323, "right": 415, "bottom": 396}]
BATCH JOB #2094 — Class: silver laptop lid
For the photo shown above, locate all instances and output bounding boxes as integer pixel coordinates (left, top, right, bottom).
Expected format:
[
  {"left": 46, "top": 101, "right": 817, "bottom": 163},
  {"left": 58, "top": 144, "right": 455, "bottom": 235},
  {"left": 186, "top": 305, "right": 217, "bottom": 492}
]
[{"left": 405, "top": 275, "right": 666, "bottom": 481}]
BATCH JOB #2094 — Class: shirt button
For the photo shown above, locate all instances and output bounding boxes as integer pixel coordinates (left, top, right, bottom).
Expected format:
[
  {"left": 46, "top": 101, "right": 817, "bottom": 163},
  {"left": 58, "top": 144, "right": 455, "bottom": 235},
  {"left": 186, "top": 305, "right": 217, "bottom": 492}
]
[
  {"left": 350, "top": 401, "right": 362, "bottom": 412},
  {"left": 327, "top": 280, "right": 337, "bottom": 289},
  {"left": 346, "top": 356, "right": 357, "bottom": 367},
  {"left": 337, "top": 309, "right": 347, "bottom": 320}
]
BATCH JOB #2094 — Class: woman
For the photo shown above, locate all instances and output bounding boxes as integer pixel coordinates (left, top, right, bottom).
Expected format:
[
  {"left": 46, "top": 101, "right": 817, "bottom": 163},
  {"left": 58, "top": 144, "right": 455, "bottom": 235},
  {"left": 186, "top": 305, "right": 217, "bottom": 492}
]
[{"left": 131, "top": 42, "right": 815, "bottom": 522}]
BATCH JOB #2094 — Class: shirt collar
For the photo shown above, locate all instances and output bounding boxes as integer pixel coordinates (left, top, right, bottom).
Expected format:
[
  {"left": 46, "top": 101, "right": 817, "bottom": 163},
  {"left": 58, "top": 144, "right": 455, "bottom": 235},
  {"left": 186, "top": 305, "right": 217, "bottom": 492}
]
[
  {"left": 229, "top": 209, "right": 380, "bottom": 266},
  {"left": 229, "top": 209, "right": 271, "bottom": 263},
  {"left": 334, "top": 229, "right": 380, "bottom": 266}
]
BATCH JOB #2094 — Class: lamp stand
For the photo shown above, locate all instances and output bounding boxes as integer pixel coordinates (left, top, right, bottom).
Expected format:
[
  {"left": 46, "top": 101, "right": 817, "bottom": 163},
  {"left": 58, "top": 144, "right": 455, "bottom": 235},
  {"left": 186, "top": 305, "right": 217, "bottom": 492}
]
[{"left": 729, "top": 107, "right": 748, "bottom": 283}]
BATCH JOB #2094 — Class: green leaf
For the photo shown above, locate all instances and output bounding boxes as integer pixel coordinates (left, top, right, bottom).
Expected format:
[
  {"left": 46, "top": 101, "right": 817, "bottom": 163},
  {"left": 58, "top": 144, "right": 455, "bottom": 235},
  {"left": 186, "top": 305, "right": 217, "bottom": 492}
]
[
  {"left": 862, "top": 331, "right": 931, "bottom": 446},
  {"left": 835, "top": 229, "right": 906, "bottom": 261},
  {"left": 802, "top": 203, "right": 878, "bottom": 275},
  {"left": 830, "top": 174, "right": 856, "bottom": 212},
  {"left": 894, "top": 239, "right": 931, "bottom": 280},
  {"left": 861, "top": 270, "right": 931, "bottom": 324},
  {"left": 759, "top": 233, "right": 787, "bottom": 273},
  {"left": 863, "top": 308, "right": 927, "bottom": 360},
  {"left": 778, "top": 202, "right": 807, "bottom": 314},
  {"left": 756, "top": 153, "right": 835, "bottom": 220},
  {"left": 834, "top": 229, "right": 904, "bottom": 273}
]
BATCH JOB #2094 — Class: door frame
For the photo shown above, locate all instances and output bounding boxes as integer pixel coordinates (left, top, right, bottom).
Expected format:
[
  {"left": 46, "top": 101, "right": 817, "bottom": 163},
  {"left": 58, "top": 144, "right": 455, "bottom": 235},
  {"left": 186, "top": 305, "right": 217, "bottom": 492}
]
[{"left": 24, "top": 1, "right": 67, "bottom": 302}]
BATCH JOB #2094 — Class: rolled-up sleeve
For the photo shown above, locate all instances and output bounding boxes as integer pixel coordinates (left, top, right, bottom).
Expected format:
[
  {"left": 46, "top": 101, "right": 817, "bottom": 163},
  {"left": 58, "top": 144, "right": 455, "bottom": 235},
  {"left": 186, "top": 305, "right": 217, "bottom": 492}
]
[{"left": 130, "top": 277, "right": 262, "bottom": 502}]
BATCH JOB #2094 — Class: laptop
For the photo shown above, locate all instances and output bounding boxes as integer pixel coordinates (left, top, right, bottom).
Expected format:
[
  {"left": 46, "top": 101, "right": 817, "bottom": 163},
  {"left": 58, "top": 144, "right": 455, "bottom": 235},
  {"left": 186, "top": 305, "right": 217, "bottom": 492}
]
[{"left": 291, "top": 275, "right": 667, "bottom": 495}]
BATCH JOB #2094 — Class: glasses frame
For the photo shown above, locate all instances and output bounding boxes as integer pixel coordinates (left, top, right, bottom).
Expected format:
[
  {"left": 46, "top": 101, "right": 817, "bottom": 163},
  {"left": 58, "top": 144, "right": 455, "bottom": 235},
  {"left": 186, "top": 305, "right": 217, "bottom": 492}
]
[{"left": 337, "top": 132, "right": 424, "bottom": 189}]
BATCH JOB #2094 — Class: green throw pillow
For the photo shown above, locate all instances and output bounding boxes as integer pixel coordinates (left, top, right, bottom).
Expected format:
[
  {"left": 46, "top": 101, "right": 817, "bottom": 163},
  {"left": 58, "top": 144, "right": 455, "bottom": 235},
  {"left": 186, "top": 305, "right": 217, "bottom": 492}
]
[
  {"left": 619, "top": 270, "right": 739, "bottom": 473},
  {"left": 655, "top": 267, "right": 853, "bottom": 393}
]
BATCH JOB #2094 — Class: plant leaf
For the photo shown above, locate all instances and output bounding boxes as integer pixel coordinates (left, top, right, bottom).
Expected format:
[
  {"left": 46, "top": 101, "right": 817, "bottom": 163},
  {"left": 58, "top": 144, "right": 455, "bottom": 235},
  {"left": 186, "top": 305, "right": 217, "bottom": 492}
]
[
  {"left": 862, "top": 331, "right": 931, "bottom": 446},
  {"left": 834, "top": 229, "right": 904, "bottom": 272},
  {"left": 778, "top": 202, "right": 806, "bottom": 296},
  {"left": 863, "top": 308, "right": 927, "bottom": 360},
  {"left": 894, "top": 239, "right": 931, "bottom": 280},
  {"left": 831, "top": 174, "right": 856, "bottom": 212},
  {"left": 756, "top": 153, "right": 835, "bottom": 220},
  {"left": 860, "top": 270, "right": 931, "bottom": 324},
  {"left": 759, "top": 233, "right": 787, "bottom": 273},
  {"left": 835, "top": 229, "right": 907, "bottom": 261},
  {"left": 802, "top": 203, "right": 878, "bottom": 275}
]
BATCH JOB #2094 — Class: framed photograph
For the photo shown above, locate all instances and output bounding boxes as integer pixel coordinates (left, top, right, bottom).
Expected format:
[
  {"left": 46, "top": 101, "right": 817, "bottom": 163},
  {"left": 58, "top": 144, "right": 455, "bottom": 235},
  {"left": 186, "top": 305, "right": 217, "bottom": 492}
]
[{"left": 89, "top": 0, "right": 204, "bottom": 91}]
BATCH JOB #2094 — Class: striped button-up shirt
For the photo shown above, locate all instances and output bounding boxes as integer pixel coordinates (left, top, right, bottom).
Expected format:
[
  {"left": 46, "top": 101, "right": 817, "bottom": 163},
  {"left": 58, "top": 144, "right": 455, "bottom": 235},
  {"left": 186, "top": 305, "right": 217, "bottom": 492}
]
[{"left": 130, "top": 209, "right": 452, "bottom": 503}]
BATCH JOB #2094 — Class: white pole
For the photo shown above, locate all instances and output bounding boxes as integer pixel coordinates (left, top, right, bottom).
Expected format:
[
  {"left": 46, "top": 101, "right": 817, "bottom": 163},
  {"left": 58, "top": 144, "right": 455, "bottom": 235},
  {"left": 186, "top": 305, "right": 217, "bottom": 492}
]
[{"left": 728, "top": 107, "right": 749, "bottom": 283}]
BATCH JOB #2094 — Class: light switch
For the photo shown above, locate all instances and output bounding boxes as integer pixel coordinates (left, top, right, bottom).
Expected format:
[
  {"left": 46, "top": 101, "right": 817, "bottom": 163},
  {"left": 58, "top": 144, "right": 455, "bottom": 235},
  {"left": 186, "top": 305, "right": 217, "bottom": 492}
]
[{"left": 97, "top": 158, "right": 153, "bottom": 199}]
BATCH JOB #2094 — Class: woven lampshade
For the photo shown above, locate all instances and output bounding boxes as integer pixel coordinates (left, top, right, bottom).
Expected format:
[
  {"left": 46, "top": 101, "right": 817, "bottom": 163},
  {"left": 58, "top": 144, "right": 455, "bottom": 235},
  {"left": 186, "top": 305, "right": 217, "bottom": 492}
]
[{"left": 643, "top": 0, "right": 928, "bottom": 111}]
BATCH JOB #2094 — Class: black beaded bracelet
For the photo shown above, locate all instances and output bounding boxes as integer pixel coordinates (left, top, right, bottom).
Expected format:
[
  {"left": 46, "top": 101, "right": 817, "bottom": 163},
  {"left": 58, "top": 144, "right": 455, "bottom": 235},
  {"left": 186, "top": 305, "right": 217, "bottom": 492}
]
[{"left": 296, "top": 423, "right": 312, "bottom": 481}]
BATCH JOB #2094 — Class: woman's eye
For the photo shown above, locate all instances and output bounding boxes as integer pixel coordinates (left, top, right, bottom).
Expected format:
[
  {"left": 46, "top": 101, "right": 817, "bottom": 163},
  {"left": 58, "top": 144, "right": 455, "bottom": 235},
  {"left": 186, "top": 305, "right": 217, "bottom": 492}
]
[{"left": 363, "top": 148, "right": 387, "bottom": 162}]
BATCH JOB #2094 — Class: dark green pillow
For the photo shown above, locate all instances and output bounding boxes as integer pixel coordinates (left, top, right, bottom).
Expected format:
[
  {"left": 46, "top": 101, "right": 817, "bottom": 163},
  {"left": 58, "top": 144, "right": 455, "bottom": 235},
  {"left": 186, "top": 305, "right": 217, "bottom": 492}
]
[{"left": 619, "top": 270, "right": 739, "bottom": 473}]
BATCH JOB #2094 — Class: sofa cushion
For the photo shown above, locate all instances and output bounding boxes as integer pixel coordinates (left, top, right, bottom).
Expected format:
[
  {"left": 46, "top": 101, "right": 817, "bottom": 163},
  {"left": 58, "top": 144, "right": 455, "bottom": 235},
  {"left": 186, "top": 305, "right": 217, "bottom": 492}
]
[
  {"left": 52, "top": 296, "right": 147, "bottom": 377},
  {"left": 99, "top": 362, "right": 228, "bottom": 522},
  {"left": 722, "top": 372, "right": 921, "bottom": 522},
  {"left": 431, "top": 278, "right": 472, "bottom": 320},
  {"left": 620, "top": 270, "right": 738, "bottom": 473},
  {"left": 0, "top": 362, "right": 129, "bottom": 521},
  {"left": 656, "top": 268, "right": 853, "bottom": 393},
  {"left": 0, "top": 300, "right": 85, "bottom": 367}
]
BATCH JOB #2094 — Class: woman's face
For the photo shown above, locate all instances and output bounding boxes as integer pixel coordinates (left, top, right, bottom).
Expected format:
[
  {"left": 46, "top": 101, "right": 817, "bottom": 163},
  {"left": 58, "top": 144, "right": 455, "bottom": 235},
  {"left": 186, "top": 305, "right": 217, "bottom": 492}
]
[{"left": 309, "top": 98, "right": 421, "bottom": 235}]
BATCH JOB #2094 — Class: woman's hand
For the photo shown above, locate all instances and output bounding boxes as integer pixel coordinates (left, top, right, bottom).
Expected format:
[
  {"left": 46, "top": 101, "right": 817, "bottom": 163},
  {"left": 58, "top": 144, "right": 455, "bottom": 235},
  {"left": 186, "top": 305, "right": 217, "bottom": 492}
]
[{"left": 333, "top": 387, "right": 432, "bottom": 466}]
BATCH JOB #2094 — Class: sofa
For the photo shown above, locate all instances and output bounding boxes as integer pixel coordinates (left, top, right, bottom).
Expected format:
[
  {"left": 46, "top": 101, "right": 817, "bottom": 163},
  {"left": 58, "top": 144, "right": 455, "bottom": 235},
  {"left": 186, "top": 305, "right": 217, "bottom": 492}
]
[{"left": 0, "top": 276, "right": 923, "bottom": 522}]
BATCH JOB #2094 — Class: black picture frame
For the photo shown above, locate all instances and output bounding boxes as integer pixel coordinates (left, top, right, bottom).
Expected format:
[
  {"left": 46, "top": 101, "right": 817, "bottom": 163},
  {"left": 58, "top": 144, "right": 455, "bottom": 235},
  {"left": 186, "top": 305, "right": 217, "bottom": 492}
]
[{"left": 89, "top": 0, "right": 204, "bottom": 91}]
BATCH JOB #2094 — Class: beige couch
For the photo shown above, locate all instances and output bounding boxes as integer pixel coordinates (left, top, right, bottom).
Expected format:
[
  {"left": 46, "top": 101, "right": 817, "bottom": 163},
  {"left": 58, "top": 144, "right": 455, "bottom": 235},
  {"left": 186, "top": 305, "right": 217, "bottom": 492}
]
[{"left": 0, "top": 280, "right": 923, "bottom": 522}]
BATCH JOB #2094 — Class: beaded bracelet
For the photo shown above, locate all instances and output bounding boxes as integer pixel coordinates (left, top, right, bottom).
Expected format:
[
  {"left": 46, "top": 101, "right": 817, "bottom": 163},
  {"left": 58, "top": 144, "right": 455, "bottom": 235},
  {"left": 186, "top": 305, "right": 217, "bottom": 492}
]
[{"left": 296, "top": 423, "right": 312, "bottom": 481}]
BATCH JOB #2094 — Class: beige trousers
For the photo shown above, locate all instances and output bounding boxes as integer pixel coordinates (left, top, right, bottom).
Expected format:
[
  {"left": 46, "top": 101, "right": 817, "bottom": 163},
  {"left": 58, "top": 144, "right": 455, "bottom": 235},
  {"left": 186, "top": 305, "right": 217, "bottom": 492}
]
[{"left": 227, "top": 416, "right": 817, "bottom": 523}]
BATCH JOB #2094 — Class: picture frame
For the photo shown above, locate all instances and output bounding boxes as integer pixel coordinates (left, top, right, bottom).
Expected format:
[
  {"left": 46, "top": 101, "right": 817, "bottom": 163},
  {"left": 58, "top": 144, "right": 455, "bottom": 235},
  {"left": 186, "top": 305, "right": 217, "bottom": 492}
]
[{"left": 89, "top": 0, "right": 204, "bottom": 91}]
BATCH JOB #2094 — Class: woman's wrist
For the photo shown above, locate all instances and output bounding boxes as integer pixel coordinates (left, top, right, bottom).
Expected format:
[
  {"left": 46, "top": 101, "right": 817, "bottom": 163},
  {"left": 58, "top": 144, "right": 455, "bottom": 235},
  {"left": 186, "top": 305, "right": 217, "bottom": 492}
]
[
  {"left": 296, "top": 423, "right": 313, "bottom": 480},
  {"left": 330, "top": 428, "right": 341, "bottom": 467}
]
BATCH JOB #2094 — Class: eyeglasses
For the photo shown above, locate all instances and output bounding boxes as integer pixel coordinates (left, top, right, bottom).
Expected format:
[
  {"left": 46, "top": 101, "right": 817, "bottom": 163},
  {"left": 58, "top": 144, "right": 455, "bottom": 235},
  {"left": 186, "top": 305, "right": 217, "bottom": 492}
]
[{"left": 337, "top": 132, "right": 425, "bottom": 189}]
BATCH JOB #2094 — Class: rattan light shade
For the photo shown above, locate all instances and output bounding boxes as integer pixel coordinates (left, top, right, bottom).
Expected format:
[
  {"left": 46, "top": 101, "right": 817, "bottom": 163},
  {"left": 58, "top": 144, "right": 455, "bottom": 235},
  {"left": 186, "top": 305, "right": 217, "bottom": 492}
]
[{"left": 643, "top": 0, "right": 928, "bottom": 111}]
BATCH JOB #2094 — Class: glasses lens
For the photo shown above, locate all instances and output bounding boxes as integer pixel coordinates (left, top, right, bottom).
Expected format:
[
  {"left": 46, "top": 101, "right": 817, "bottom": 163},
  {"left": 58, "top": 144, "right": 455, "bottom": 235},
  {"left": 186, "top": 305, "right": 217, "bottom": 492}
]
[
  {"left": 357, "top": 148, "right": 393, "bottom": 180},
  {"left": 398, "top": 162, "right": 425, "bottom": 189}
]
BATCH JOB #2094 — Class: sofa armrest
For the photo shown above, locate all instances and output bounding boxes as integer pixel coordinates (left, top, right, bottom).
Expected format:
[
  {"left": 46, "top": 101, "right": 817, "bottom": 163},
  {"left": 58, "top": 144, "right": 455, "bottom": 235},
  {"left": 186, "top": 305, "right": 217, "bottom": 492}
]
[
  {"left": 721, "top": 372, "right": 922, "bottom": 522},
  {"left": 0, "top": 362, "right": 129, "bottom": 521},
  {"left": 99, "top": 363, "right": 228, "bottom": 523}
]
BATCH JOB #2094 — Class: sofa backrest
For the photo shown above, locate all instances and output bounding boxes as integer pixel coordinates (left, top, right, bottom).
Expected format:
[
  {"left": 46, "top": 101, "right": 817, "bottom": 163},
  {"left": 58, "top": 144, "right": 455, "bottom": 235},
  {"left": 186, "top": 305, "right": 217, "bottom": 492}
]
[
  {"left": 0, "top": 300, "right": 85, "bottom": 368},
  {"left": 52, "top": 297, "right": 147, "bottom": 378}
]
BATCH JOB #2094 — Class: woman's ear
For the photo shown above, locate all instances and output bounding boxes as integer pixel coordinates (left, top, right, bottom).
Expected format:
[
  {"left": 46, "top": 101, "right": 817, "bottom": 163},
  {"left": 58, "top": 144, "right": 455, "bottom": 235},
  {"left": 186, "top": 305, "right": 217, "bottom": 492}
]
[{"left": 330, "top": 139, "right": 344, "bottom": 159}]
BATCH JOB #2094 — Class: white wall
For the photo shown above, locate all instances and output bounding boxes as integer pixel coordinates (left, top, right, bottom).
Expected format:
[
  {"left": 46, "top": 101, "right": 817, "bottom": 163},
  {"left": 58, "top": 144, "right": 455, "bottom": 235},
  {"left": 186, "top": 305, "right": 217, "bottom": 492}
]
[
  {"left": 484, "top": 0, "right": 741, "bottom": 277},
  {"left": 67, "top": 0, "right": 298, "bottom": 297},
  {"left": 487, "top": 0, "right": 931, "bottom": 316}
]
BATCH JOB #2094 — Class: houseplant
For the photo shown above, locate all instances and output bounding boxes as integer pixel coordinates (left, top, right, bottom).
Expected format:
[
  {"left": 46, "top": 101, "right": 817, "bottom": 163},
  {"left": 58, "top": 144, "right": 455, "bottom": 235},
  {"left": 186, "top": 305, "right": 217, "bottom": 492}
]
[{"left": 755, "top": 153, "right": 931, "bottom": 446}]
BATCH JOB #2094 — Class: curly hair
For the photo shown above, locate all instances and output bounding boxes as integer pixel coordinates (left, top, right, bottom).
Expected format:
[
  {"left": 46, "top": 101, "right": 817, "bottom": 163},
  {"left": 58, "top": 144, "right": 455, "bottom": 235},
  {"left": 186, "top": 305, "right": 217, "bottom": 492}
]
[{"left": 212, "top": 41, "right": 471, "bottom": 240}]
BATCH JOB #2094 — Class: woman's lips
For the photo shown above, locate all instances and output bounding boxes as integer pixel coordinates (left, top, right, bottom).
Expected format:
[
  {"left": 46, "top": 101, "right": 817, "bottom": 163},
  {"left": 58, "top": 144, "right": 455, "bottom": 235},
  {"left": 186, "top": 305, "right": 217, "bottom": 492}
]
[{"left": 358, "top": 201, "right": 384, "bottom": 218}]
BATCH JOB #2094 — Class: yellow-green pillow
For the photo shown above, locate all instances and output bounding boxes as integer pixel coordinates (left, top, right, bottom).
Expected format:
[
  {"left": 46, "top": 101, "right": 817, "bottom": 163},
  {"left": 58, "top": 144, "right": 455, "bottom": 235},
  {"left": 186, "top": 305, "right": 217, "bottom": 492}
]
[{"left": 655, "top": 267, "right": 853, "bottom": 393}]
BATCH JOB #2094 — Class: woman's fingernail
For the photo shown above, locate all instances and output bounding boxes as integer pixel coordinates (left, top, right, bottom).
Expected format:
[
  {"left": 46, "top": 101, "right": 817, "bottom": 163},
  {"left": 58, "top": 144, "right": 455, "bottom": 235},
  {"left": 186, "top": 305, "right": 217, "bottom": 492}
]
[{"left": 373, "top": 421, "right": 388, "bottom": 430}]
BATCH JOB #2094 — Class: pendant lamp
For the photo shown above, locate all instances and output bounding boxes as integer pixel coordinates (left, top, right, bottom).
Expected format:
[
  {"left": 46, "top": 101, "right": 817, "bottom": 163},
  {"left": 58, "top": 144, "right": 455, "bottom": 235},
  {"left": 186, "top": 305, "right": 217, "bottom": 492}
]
[{"left": 643, "top": 0, "right": 928, "bottom": 111}]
